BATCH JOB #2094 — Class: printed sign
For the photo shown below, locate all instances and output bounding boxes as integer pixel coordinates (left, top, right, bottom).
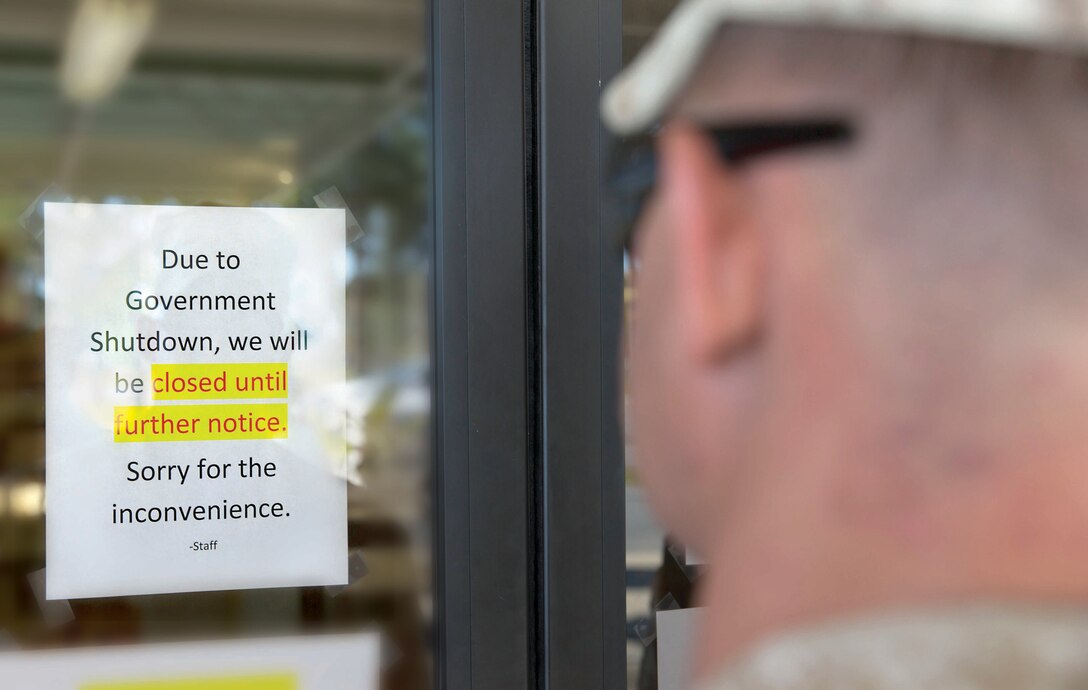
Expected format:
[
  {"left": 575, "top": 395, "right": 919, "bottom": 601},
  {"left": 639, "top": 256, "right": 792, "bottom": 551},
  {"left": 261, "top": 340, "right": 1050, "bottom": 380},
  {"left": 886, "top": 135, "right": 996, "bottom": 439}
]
[
  {"left": 657, "top": 607, "right": 701, "bottom": 690},
  {"left": 0, "top": 632, "right": 379, "bottom": 690},
  {"left": 45, "top": 203, "right": 348, "bottom": 599}
]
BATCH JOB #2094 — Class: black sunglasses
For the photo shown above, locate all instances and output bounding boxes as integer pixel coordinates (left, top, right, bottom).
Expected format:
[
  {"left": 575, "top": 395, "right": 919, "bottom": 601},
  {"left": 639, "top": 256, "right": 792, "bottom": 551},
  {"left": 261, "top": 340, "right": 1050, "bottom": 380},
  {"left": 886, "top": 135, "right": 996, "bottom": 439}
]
[{"left": 609, "top": 119, "right": 855, "bottom": 253}]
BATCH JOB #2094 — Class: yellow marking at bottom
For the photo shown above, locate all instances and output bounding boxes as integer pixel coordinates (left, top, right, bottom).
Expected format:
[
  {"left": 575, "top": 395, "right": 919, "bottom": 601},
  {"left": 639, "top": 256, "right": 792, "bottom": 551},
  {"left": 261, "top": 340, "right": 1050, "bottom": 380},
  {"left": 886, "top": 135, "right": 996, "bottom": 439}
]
[{"left": 83, "top": 672, "right": 297, "bottom": 690}]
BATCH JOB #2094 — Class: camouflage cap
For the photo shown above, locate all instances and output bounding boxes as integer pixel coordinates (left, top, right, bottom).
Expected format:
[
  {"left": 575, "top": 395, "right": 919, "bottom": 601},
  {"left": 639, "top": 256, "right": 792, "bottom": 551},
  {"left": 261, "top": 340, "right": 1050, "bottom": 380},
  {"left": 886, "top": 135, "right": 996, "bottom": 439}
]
[{"left": 602, "top": 0, "right": 1088, "bottom": 135}]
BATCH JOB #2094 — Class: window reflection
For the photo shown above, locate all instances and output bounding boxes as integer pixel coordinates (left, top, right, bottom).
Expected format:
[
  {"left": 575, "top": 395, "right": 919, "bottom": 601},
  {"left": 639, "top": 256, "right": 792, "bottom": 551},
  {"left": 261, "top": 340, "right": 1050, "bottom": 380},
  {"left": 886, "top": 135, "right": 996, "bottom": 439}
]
[
  {"left": 0, "top": 0, "right": 430, "bottom": 688},
  {"left": 620, "top": 1, "right": 690, "bottom": 688}
]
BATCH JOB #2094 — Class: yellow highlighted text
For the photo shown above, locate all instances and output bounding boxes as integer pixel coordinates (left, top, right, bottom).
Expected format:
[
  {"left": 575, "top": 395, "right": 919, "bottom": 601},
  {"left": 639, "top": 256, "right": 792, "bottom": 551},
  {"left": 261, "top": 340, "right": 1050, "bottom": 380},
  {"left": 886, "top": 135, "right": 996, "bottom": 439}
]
[
  {"left": 151, "top": 362, "right": 288, "bottom": 401},
  {"left": 83, "top": 673, "right": 298, "bottom": 690},
  {"left": 113, "top": 403, "right": 288, "bottom": 443}
]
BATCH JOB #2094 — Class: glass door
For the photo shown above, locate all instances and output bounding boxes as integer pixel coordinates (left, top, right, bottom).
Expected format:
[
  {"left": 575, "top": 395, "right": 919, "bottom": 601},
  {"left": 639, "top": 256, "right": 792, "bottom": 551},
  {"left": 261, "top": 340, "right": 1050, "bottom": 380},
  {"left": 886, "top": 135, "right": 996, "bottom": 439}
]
[
  {"left": 0, "top": 1, "right": 432, "bottom": 687},
  {"left": 619, "top": 3, "right": 698, "bottom": 689}
]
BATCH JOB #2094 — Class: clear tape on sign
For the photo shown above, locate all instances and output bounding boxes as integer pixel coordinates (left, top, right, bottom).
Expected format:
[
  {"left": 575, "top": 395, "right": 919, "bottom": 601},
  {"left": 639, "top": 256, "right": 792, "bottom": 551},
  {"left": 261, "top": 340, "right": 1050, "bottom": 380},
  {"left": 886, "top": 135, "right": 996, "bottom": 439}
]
[
  {"left": 655, "top": 592, "right": 680, "bottom": 612},
  {"left": 633, "top": 615, "right": 657, "bottom": 647},
  {"left": 666, "top": 541, "right": 685, "bottom": 567},
  {"left": 666, "top": 542, "right": 701, "bottom": 580},
  {"left": 267, "top": 421, "right": 358, "bottom": 488},
  {"left": 633, "top": 592, "right": 682, "bottom": 647},
  {"left": 313, "top": 187, "right": 365, "bottom": 244},
  {"left": 18, "top": 185, "right": 71, "bottom": 246},
  {"left": 324, "top": 550, "right": 369, "bottom": 597},
  {"left": 27, "top": 569, "right": 75, "bottom": 627}
]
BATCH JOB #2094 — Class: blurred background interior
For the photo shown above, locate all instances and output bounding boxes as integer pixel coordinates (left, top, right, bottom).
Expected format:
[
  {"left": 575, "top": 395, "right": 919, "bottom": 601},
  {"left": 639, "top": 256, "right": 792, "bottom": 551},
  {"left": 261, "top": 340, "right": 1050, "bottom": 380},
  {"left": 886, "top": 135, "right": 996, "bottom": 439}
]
[
  {"left": 0, "top": 0, "right": 429, "bottom": 687},
  {"left": 0, "top": 0, "right": 688, "bottom": 688},
  {"left": 621, "top": 2, "right": 693, "bottom": 689}
]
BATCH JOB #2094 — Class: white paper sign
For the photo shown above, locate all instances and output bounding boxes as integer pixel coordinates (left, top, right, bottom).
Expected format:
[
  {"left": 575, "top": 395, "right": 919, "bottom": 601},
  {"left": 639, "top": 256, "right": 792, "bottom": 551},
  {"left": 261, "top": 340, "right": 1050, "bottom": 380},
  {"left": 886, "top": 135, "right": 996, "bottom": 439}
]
[
  {"left": 45, "top": 203, "right": 348, "bottom": 599},
  {"left": 0, "top": 632, "right": 379, "bottom": 690},
  {"left": 657, "top": 607, "right": 701, "bottom": 690}
]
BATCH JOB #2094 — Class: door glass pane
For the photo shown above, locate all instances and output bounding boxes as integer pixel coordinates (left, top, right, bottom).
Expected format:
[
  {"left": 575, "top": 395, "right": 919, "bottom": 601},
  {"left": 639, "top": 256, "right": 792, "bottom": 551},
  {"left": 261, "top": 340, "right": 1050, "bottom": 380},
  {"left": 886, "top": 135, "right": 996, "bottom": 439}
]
[
  {"left": 621, "top": 2, "right": 688, "bottom": 689},
  {"left": 0, "top": 1, "right": 430, "bottom": 688}
]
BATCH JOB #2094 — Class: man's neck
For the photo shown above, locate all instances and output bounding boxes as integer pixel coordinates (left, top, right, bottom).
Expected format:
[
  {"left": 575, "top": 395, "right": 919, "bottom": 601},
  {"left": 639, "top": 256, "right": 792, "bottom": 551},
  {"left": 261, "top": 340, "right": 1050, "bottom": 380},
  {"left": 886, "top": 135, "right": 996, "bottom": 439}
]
[{"left": 692, "top": 456, "right": 1088, "bottom": 681}]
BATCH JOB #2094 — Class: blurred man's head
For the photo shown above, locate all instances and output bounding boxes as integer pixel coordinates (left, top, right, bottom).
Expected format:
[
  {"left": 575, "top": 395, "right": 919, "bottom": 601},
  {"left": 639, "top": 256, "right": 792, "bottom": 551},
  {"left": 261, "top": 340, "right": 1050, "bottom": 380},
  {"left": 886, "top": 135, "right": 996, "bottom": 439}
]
[{"left": 623, "top": 22, "right": 1088, "bottom": 576}]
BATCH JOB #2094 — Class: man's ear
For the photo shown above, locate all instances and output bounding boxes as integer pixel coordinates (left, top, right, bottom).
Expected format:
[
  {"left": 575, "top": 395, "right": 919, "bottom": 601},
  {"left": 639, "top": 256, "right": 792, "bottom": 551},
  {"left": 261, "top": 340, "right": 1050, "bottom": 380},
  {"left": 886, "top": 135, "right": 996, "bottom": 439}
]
[{"left": 659, "top": 122, "right": 764, "bottom": 363}]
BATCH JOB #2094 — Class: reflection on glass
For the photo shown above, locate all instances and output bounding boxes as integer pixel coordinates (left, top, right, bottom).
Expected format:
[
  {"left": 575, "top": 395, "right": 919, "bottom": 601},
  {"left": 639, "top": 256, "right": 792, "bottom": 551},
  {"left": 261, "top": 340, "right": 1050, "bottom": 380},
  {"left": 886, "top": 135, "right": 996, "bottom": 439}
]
[
  {"left": 621, "top": 1, "right": 687, "bottom": 688},
  {"left": 0, "top": 0, "right": 430, "bottom": 688}
]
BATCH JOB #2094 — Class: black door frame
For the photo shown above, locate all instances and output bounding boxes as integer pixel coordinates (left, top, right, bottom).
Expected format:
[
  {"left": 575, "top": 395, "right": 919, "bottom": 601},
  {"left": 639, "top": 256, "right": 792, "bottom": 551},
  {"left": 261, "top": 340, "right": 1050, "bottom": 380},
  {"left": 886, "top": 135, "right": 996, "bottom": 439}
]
[
  {"left": 428, "top": 0, "right": 625, "bottom": 686},
  {"left": 536, "top": 0, "right": 626, "bottom": 687},
  {"left": 429, "top": 0, "right": 531, "bottom": 686}
]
